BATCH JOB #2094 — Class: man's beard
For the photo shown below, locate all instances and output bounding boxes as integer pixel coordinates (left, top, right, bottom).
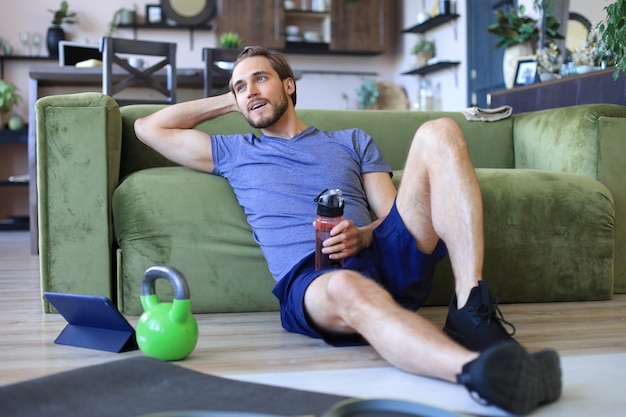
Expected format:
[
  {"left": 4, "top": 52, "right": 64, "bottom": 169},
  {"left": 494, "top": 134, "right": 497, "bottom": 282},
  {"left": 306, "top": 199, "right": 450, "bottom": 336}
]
[{"left": 244, "top": 91, "right": 289, "bottom": 129}]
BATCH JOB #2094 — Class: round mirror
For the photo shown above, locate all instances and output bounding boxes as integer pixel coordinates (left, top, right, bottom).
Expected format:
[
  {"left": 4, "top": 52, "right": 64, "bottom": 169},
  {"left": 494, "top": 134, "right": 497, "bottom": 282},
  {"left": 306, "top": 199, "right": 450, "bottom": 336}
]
[
  {"left": 160, "top": 0, "right": 216, "bottom": 25},
  {"left": 566, "top": 12, "right": 592, "bottom": 53}
]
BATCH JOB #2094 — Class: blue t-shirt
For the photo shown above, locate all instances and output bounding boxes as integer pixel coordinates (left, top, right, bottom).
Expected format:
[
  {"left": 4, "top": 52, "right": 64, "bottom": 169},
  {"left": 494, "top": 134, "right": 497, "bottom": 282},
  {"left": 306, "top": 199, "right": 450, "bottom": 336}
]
[{"left": 211, "top": 126, "right": 392, "bottom": 281}]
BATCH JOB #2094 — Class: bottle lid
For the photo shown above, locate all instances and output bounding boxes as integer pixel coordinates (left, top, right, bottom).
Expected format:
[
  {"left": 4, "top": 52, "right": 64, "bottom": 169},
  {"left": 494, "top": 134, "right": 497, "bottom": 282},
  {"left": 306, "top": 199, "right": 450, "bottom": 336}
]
[{"left": 314, "top": 189, "right": 344, "bottom": 217}]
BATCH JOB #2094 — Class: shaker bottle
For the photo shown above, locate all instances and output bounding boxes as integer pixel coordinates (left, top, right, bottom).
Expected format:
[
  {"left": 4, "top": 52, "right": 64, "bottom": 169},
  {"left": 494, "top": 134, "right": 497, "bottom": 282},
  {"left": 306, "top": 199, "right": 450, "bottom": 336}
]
[{"left": 314, "top": 189, "right": 345, "bottom": 270}]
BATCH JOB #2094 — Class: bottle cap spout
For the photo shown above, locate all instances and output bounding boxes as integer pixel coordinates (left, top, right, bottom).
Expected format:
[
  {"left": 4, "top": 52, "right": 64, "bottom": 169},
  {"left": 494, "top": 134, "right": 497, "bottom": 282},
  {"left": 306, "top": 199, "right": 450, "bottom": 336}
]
[{"left": 315, "top": 189, "right": 344, "bottom": 217}]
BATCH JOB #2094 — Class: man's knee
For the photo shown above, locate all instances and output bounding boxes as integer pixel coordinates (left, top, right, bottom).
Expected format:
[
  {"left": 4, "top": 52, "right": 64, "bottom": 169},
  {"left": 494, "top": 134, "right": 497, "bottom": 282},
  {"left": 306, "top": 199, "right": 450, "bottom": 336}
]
[
  {"left": 412, "top": 117, "right": 467, "bottom": 156},
  {"left": 324, "top": 270, "right": 387, "bottom": 312}
]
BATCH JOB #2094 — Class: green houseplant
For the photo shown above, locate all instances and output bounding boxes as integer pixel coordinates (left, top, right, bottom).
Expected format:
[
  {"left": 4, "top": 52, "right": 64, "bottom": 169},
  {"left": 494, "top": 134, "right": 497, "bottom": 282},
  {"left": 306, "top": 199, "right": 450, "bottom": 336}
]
[
  {"left": 411, "top": 37, "right": 436, "bottom": 68},
  {"left": 0, "top": 80, "right": 23, "bottom": 129},
  {"left": 106, "top": 6, "right": 136, "bottom": 37},
  {"left": 49, "top": 1, "right": 78, "bottom": 26},
  {"left": 488, "top": 5, "right": 540, "bottom": 49},
  {"left": 488, "top": 4, "right": 563, "bottom": 50},
  {"left": 598, "top": 0, "right": 626, "bottom": 80},
  {"left": 46, "top": 1, "right": 78, "bottom": 58},
  {"left": 488, "top": 4, "right": 564, "bottom": 88},
  {"left": 220, "top": 32, "right": 242, "bottom": 49},
  {"left": 356, "top": 78, "right": 379, "bottom": 110}
]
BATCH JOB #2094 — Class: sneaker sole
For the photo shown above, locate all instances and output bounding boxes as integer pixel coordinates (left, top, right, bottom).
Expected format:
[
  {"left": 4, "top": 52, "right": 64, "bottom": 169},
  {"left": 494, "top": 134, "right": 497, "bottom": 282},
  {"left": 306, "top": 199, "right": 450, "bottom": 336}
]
[
  {"left": 459, "top": 344, "right": 562, "bottom": 415},
  {"left": 508, "top": 348, "right": 562, "bottom": 415}
]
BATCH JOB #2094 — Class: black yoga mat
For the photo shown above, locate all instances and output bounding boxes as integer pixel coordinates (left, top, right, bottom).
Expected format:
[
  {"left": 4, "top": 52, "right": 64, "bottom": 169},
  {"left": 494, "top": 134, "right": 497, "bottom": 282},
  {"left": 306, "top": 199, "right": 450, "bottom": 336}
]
[{"left": 0, "top": 357, "right": 348, "bottom": 417}]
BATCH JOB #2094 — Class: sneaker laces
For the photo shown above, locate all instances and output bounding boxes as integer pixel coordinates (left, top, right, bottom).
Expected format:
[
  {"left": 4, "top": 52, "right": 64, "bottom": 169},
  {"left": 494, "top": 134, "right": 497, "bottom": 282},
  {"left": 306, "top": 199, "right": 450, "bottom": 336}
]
[
  {"left": 469, "top": 296, "right": 516, "bottom": 336},
  {"left": 457, "top": 370, "right": 492, "bottom": 407}
]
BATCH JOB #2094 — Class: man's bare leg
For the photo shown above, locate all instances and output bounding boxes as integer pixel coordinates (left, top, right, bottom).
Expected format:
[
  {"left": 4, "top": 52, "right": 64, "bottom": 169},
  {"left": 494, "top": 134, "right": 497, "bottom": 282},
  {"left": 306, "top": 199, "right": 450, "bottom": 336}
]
[
  {"left": 304, "top": 270, "right": 478, "bottom": 382},
  {"left": 395, "top": 117, "right": 484, "bottom": 308},
  {"left": 304, "top": 266, "right": 562, "bottom": 415}
]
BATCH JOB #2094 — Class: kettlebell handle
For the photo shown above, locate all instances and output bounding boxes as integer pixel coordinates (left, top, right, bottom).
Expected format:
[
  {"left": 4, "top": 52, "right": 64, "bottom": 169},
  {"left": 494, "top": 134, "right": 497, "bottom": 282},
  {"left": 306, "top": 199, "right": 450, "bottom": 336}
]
[{"left": 141, "top": 265, "right": 190, "bottom": 300}]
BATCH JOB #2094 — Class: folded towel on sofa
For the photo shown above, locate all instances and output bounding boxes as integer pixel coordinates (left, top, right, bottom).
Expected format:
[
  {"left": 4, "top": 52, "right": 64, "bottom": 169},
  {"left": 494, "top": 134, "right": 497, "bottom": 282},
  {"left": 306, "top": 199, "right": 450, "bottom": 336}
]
[{"left": 462, "top": 105, "right": 513, "bottom": 122}]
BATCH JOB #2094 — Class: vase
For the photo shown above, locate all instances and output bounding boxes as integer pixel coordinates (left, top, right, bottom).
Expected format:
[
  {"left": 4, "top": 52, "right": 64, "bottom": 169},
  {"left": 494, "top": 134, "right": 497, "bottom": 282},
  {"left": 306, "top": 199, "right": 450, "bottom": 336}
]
[
  {"left": 46, "top": 26, "right": 65, "bottom": 58},
  {"left": 577, "top": 65, "right": 596, "bottom": 74},
  {"left": 539, "top": 72, "right": 557, "bottom": 82},
  {"left": 503, "top": 42, "right": 534, "bottom": 89},
  {"left": 415, "top": 52, "right": 434, "bottom": 68}
]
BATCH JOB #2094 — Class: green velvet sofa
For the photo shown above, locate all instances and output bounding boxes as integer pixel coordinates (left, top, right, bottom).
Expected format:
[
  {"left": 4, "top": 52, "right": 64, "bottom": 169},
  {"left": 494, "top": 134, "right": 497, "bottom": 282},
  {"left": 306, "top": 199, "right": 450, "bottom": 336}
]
[{"left": 36, "top": 92, "right": 626, "bottom": 314}]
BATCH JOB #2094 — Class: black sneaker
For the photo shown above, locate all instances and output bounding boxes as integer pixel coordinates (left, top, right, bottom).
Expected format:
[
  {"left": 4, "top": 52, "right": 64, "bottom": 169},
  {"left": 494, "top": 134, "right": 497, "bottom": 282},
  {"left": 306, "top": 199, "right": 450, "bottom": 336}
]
[
  {"left": 457, "top": 343, "right": 562, "bottom": 415},
  {"left": 444, "top": 281, "right": 517, "bottom": 351}
]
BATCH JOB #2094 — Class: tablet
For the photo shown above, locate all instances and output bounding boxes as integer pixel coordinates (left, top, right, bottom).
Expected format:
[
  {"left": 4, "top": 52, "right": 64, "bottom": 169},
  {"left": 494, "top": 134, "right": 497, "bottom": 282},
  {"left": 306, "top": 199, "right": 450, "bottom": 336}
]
[{"left": 44, "top": 292, "right": 138, "bottom": 353}]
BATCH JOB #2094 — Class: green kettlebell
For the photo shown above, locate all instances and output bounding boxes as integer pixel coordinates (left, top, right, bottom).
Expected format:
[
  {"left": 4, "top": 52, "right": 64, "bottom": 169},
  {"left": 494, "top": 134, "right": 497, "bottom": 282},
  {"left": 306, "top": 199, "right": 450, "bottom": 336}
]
[{"left": 136, "top": 265, "right": 198, "bottom": 361}]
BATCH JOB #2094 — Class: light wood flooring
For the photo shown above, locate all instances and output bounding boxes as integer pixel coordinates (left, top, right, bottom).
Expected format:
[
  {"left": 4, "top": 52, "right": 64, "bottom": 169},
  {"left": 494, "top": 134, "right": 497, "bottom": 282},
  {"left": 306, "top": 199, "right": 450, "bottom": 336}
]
[{"left": 1, "top": 230, "right": 626, "bottom": 414}]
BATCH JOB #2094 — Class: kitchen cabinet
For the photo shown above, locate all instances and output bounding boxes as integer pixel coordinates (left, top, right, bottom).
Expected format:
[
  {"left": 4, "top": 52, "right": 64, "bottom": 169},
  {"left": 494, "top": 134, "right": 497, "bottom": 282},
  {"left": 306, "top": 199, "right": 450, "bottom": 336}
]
[
  {"left": 215, "top": 0, "right": 397, "bottom": 55},
  {"left": 216, "top": 0, "right": 285, "bottom": 49},
  {"left": 330, "top": 0, "right": 397, "bottom": 54}
]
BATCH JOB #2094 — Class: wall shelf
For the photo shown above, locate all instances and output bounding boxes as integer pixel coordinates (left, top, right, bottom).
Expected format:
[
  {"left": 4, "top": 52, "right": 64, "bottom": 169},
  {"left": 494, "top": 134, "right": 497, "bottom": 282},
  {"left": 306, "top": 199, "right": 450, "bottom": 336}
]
[
  {"left": 282, "top": 42, "right": 381, "bottom": 56},
  {"left": 0, "top": 55, "right": 55, "bottom": 78},
  {"left": 0, "top": 126, "right": 29, "bottom": 231},
  {"left": 116, "top": 23, "right": 213, "bottom": 49},
  {"left": 0, "top": 126, "right": 28, "bottom": 144},
  {"left": 402, "top": 61, "right": 460, "bottom": 77},
  {"left": 402, "top": 14, "right": 460, "bottom": 34},
  {"left": 402, "top": 61, "right": 460, "bottom": 87}
]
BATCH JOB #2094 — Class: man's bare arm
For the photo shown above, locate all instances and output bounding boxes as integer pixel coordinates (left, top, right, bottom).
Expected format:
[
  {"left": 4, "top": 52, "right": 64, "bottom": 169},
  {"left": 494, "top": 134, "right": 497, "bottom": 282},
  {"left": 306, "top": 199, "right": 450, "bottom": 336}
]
[{"left": 134, "top": 93, "right": 239, "bottom": 173}]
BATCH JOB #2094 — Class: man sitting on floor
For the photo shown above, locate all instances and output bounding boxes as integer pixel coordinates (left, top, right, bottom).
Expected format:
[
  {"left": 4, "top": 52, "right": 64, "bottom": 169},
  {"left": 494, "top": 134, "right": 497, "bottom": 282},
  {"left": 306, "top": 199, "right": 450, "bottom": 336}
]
[{"left": 134, "top": 46, "right": 562, "bottom": 415}]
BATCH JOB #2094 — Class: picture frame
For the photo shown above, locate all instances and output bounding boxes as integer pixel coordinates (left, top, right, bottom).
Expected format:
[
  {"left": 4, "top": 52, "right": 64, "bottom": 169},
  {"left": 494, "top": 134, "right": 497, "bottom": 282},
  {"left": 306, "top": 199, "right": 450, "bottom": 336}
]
[
  {"left": 513, "top": 58, "right": 539, "bottom": 87},
  {"left": 145, "top": 4, "right": 163, "bottom": 24}
]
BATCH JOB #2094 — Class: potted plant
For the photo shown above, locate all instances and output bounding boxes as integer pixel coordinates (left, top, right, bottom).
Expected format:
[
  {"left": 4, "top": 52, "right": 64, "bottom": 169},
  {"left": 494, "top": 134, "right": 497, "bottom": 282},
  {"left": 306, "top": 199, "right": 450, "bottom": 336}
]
[
  {"left": 488, "top": 5, "right": 540, "bottom": 49},
  {"left": 488, "top": 4, "right": 563, "bottom": 88},
  {"left": 356, "top": 78, "right": 379, "bottom": 110},
  {"left": 0, "top": 80, "right": 23, "bottom": 129},
  {"left": 411, "top": 37, "right": 436, "bottom": 68},
  {"left": 220, "top": 32, "right": 242, "bottom": 49},
  {"left": 598, "top": 0, "right": 626, "bottom": 80},
  {"left": 46, "top": 1, "right": 78, "bottom": 58},
  {"left": 106, "top": 6, "right": 136, "bottom": 37}
]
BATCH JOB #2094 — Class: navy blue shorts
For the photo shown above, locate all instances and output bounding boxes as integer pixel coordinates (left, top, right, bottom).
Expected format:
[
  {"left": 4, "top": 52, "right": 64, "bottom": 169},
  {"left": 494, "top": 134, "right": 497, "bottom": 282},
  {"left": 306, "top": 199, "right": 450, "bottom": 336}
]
[{"left": 272, "top": 201, "right": 448, "bottom": 346}]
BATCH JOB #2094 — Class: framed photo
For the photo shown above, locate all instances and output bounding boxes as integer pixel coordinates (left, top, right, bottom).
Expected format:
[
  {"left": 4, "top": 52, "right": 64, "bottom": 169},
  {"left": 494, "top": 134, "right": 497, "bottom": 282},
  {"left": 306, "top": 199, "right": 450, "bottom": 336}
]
[
  {"left": 513, "top": 58, "right": 539, "bottom": 87},
  {"left": 145, "top": 4, "right": 163, "bottom": 24}
]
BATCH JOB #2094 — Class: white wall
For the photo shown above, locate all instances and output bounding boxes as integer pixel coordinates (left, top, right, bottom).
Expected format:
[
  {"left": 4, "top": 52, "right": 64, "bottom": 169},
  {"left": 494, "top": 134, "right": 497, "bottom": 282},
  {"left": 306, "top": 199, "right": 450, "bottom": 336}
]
[{"left": 0, "top": 0, "right": 612, "bottom": 117}]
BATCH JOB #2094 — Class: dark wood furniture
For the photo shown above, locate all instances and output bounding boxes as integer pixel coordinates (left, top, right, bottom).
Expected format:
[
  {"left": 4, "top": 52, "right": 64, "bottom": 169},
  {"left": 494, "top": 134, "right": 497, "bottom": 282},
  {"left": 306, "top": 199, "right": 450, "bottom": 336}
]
[
  {"left": 489, "top": 68, "right": 626, "bottom": 113},
  {"left": 202, "top": 48, "right": 241, "bottom": 98},
  {"left": 101, "top": 37, "right": 178, "bottom": 105},
  {"left": 216, "top": 0, "right": 397, "bottom": 55}
]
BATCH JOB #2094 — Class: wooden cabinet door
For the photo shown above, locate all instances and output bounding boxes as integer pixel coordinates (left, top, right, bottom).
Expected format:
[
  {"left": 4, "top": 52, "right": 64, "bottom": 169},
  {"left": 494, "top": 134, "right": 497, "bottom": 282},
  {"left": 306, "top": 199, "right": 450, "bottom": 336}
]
[
  {"left": 330, "top": 0, "right": 397, "bottom": 53},
  {"left": 216, "top": 0, "right": 285, "bottom": 49}
]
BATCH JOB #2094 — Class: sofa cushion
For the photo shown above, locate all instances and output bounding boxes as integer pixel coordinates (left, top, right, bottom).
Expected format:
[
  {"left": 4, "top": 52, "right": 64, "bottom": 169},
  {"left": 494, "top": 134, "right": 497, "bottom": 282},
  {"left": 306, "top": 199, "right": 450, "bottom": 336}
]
[
  {"left": 113, "top": 166, "right": 615, "bottom": 314},
  {"left": 112, "top": 166, "right": 278, "bottom": 315},
  {"left": 428, "top": 169, "right": 615, "bottom": 305}
]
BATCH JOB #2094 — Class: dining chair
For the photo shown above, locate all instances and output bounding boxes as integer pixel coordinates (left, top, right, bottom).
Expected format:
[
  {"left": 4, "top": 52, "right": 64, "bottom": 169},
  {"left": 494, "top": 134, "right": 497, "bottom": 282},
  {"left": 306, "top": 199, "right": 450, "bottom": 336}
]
[
  {"left": 101, "top": 37, "right": 177, "bottom": 105},
  {"left": 202, "top": 47, "right": 241, "bottom": 98}
]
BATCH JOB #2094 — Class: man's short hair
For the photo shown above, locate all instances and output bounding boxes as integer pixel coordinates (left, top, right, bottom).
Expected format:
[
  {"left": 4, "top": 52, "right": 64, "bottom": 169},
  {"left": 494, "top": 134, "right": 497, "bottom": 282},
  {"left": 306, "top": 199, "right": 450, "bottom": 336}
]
[{"left": 229, "top": 46, "right": 297, "bottom": 106}]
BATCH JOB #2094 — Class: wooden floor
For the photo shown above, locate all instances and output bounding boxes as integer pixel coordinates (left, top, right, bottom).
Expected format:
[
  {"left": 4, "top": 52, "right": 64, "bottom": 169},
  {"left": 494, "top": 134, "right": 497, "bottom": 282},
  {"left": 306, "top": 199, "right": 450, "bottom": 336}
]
[{"left": 1, "top": 230, "right": 626, "bottom": 389}]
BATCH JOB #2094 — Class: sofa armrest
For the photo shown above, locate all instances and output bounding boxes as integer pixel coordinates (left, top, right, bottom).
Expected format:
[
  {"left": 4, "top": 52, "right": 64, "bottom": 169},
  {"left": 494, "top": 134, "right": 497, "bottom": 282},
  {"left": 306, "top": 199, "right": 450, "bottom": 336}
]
[
  {"left": 513, "top": 104, "right": 626, "bottom": 176},
  {"left": 36, "top": 92, "right": 122, "bottom": 312},
  {"left": 513, "top": 103, "right": 626, "bottom": 293}
]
